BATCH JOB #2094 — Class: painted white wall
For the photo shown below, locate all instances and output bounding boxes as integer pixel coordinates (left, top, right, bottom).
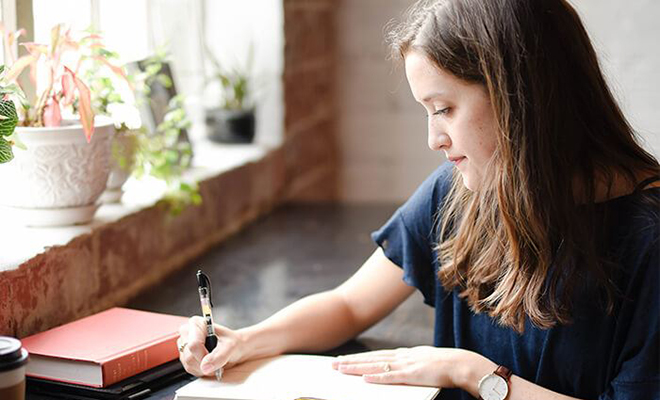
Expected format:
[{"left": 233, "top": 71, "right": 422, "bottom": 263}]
[
  {"left": 570, "top": 0, "right": 660, "bottom": 159},
  {"left": 336, "top": 0, "right": 660, "bottom": 203},
  {"left": 337, "top": 0, "right": 439, "bottom": 204}
]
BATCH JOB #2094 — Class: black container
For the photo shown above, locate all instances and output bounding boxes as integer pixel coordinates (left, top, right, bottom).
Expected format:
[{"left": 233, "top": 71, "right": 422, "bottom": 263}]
[
  {"left": 0, "top": 336, "right": 29, "bottom": 400},
  {"left": 206, "top": 108, "right": 256, "bottom": 144}
]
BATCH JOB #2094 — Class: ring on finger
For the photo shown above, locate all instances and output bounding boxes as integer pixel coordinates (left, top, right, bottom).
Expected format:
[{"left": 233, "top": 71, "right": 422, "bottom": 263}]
[
  {"left": 382, "top": 362, "right": 391, "bottom": 373},
  {"left": 178, "top": 342, "right": 188, "bottom": 353}
]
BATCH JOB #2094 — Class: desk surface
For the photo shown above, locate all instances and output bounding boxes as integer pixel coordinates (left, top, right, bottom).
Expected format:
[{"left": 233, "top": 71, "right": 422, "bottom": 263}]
[{"left": 28, "top": 204, "right": 434, "bottom": 399}]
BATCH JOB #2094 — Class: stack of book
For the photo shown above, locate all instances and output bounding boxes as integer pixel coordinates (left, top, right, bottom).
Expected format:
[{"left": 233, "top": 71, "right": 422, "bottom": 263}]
[{"left": 22, "top": 307, "right": 190, "bottom": 399}]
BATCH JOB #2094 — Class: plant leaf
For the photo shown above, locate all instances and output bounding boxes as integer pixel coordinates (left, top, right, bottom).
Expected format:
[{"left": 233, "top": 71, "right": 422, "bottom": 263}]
[
  {"left": 0, "top": 99, "right": 18, "bottom": 137},
  {"left": 43, "top": 96, "right": 62, "bottom": 127},
  {"left": 61, "top": 72, "right": 75, "bottom": 105},
  {"left": 92, "top": 55, "right": 128, "bottom": 81},
  {"left": 65, "top": 66, "right": 94, "bottom": 141},
  {"left": 7, "top": 131, "right": 26, "bottom": 150},
  {"left": 50, "top": 24, "right": 62, "bottom": 58},
  {"left": 4, "top": 54, "right": 39, "bottom": 82},
  {"left": 0, "top": 137, "right": 13, "bottom": 163},
  {"left": 20, "top": 42, "right": 48, "bottom": 56}
]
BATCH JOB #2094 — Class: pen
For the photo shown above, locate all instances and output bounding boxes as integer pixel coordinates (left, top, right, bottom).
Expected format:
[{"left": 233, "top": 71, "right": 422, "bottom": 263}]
[{"left": 197, "top": 269, "right": 222, "bottom": 380}]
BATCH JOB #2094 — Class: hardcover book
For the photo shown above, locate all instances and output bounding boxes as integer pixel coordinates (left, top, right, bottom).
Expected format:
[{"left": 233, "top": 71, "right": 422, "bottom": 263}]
[
  {"left": 21, "top": 307, "right": 188, "bottom": 387},
  {"left": 174, "top": 354, "right": 440, "bottom": 400}
]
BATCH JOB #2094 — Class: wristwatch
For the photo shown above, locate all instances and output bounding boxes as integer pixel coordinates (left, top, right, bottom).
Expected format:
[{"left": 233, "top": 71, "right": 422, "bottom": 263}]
[{"left": 478, "top": 365, "right": 512, "bottom": 400}]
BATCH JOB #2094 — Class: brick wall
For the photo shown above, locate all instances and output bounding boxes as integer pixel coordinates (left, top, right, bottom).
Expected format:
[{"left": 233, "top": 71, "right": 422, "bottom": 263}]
[
  {"left": 0, "top": 1, "right": 339, "bottom": 337},
  {"left": 282, "top": 0, "right": 339, "bottom": 201}
]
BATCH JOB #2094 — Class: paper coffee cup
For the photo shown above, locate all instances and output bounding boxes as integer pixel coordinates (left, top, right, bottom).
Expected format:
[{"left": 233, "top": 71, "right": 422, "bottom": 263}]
[{"left": 0, "top": 336, "right": 29, "bottom": 400}]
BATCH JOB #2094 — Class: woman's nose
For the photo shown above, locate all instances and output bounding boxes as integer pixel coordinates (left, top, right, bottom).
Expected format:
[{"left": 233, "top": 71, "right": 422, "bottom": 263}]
[{"left": 428, "top": 128, "right": 451, "bottom": 151}]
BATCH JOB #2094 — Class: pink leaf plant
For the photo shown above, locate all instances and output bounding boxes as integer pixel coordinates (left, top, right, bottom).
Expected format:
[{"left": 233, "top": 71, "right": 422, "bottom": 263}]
[{"left": 0, "top": 23, "right": 125, "bottom": 142}]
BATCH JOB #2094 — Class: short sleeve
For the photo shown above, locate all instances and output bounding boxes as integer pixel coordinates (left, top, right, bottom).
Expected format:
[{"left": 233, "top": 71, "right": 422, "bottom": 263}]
[
  {"left": 598, "top": 238, "right": 660, "bottom": 400},
  {"left": 371, "top": 162, "right": 455, "bottom": 306}
]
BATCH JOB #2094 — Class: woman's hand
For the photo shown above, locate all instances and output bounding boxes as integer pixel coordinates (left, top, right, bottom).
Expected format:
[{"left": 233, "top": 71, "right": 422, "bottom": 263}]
[
  {"left": 177, "top": 316, "right": 245, "bottom": 377},
  {"left": 332, "top": 346, "right": 488, "bottom": 388}
]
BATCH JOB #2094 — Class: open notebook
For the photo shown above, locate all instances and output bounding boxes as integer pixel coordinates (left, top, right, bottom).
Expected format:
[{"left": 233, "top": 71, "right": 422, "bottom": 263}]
[{"left": 174, "top": 354, "right": 440, "bottom": 400}]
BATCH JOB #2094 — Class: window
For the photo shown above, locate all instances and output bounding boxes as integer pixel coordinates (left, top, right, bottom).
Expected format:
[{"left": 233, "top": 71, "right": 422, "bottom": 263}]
[{"left": 1, "top": 0, "right": 283, "bottom": 145}]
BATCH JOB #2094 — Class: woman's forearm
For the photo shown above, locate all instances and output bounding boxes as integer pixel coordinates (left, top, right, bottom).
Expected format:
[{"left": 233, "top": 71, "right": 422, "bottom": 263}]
[
  {"left": 234, "top": 249, "right": 414, "bottom": 363},
  {"left": 236, "top": 290, "right": 365, "bottom": 361},
  {"left": 459, "top": 351, "right": 584, "bottom": 400}
]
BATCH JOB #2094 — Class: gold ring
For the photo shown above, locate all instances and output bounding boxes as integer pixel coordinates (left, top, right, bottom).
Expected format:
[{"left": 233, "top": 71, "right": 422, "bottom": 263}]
[
  {"left": 383, "top": 362, "right": 391, "bottom": 372},
  {"left": 178, "top": 342, "right": 188, "bottom": 353}
]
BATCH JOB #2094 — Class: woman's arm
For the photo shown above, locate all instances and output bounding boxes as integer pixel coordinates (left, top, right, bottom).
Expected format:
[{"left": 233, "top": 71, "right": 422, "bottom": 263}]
[
  {"left": 459, "top": 352, "right": 584, "bottom": 399},
  {"left": 334, "top": 347, "right": 585, "bottom": 400},
  {"left": 238, "top": 247, "right": 416, "bottom": 359},
  {"left": 180, "top": 247, "right": 415, "bottom": 376}
]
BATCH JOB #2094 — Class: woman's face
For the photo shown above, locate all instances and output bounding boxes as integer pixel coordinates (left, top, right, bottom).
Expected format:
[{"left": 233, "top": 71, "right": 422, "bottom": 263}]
[{"left": 405, "top": 49, "right": 498, "bottom": 191}]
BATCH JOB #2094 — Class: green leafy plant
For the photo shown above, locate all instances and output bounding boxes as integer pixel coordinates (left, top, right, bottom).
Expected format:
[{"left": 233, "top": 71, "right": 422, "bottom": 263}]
[
  {"left": 205, "top": 45, "right": 254, "bottom": 111},
  {"left": 131, "top": 53, "right": 201, "bottom": 214},
  {"left": 78, "top": 32, "right": 131, "bottom": 120},
  {"left": 0, "top": 65, "right": 20, "bottom": 163},
  {"left": 77, "top": 38, "right": 200, "bottom": 214}
]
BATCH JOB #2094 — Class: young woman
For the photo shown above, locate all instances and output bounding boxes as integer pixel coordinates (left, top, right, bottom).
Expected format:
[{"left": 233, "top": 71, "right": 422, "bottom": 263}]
[{"left": 178, "top": 0, "right": 659, "bottom": 398}]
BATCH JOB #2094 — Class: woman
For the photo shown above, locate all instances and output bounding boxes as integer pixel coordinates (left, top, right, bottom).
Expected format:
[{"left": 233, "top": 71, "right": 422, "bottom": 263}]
[{"left": 178, "top": 0, "right": 659, "bottom": 398}]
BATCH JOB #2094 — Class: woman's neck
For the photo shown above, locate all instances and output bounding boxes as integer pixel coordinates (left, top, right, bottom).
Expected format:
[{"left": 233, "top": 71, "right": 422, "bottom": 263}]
[
  {"left": 568, "top": 168, "right": 659, "bottom": 205},
  {"left": 590, "top": 169, "right": 660, "bottom": 203}
]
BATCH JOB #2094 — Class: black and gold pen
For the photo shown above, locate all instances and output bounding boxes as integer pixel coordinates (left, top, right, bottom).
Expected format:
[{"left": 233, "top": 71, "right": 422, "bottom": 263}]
[{"left": 197, "top": 269, "right": 222, "bottom": 379}]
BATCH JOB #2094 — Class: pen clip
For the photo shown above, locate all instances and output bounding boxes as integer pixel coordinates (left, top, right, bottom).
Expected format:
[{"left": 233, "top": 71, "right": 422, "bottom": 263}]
[{"left": 196, "top": 270, "right": 213, "bottom": 308}]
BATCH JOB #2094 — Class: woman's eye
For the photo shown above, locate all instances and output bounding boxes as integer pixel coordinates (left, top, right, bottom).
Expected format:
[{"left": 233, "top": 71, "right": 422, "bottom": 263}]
[{"left": 428, "top": 107, "right": 450, "bottom": 118}]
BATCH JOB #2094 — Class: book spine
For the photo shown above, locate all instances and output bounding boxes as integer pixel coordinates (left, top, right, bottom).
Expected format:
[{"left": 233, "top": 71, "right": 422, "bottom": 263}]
[{"left": 101, "top": 336, "right": 179, "bottom": 386}]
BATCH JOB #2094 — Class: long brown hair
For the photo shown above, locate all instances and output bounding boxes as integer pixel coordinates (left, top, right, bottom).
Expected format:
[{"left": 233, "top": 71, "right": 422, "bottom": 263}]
[{"left": 387, "top": 0, "right": 660, "bottom": 331}]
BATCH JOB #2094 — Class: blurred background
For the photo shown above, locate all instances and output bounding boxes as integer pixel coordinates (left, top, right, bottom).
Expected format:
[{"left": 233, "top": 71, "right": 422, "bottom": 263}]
[{"left": 1, "top": 0, "right": 658, "bottom": 203}]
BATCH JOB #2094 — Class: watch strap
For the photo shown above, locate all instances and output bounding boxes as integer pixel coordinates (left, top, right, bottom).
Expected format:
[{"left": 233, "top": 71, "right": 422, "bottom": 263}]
[{"left": 494, "top": 365, "right": 513, "bottom": 381}]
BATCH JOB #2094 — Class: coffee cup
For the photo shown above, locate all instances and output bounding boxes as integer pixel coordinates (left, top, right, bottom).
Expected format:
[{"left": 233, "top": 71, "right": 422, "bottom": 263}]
[{"left": 0, "top": 336, "right": 29, "bottom": 400}]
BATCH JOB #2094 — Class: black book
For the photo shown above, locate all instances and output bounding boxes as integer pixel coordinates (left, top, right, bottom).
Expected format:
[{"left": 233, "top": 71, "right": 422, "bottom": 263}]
[{"left": 26, "top": 359, "right": 194, "bottom": 400}]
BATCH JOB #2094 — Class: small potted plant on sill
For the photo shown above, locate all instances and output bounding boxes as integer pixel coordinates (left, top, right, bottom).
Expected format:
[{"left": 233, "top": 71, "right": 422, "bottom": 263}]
[
  {"left": 80, "top": 38, "right": 197, "bottom": 209},
  {"left": 0, "top": 24, "right": 121, "bottom": 226},
  {"left": 124, "top": 51, "right": 200, "bottom": 214},
  {"left": 204, "top": 46, "right": 256, "bottom": 144},
  {"left": 78, "top": 30, "right": 141, "bottom": 204}
]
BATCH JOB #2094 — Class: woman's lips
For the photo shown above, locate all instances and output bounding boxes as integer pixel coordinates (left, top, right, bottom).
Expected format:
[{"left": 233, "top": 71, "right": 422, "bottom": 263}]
[{"left": 449, "top": 156, "right": 466, "bottom": 166}]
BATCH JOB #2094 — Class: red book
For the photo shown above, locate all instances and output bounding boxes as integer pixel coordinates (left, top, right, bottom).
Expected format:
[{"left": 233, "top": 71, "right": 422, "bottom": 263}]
[{"left": 21, "top": 307, "right": 188, "bottom": 387}]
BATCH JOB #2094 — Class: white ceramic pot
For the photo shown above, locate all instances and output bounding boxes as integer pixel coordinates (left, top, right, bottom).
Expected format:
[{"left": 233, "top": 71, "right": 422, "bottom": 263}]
[
  {"left": 0, "top": 118, "right": 114, "bottom": 226},
  {"left": 101, "top": 129, "right": 138, "bottom": 204}
]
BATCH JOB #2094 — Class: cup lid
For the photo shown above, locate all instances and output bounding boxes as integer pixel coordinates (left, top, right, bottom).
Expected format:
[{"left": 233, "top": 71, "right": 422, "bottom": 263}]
[{"left": 0, "top": 336, "right": 29, "bottom": 372}]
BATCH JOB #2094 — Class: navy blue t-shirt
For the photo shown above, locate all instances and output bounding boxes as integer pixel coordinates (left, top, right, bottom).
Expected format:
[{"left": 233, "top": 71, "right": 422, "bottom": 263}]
[{"left": 372, "top": 162, "right": 659, "bottom": 400}]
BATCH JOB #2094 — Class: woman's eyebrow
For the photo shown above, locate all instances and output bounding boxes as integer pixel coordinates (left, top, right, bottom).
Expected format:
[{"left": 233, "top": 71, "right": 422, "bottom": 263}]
[{"left": 421, "top": 91, "right": 445, "bottom": 102}]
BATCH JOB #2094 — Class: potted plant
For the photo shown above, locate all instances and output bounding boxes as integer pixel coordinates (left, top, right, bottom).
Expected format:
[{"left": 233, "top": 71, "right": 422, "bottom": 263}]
[
  {"left": 0, "top": 66, "right": 19, "bottom": 164},
  {"left": 0, "top": 24, "right": 119, "bottom": 226},
  {"left": 204, "top": 46, "right": 256, "bottom": 144},
  {"left": 79, "top": 41, "right": 200, "bottom": 213},
  {"left": 78, "top": 30, "right": 140, "bottom": 203},
  {"left": 124, "top": 51, "right": 200, "bottom": 214}
]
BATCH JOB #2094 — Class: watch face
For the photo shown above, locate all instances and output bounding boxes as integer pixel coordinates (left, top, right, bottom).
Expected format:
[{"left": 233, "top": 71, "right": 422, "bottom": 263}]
[{"left": 478, "top": 374, "right": 509, "bottom": 400}]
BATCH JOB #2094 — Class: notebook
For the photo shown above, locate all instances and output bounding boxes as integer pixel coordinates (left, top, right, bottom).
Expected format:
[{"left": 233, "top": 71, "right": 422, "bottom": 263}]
[
  {"left": 21, "top": 307, "right": 188, "bottom": 387},
  {"left": 26, "top": 359, "right": 193, "bottom": 399},
  {"left": 174, "top": 354, "right": 440, "bottom": 400}
]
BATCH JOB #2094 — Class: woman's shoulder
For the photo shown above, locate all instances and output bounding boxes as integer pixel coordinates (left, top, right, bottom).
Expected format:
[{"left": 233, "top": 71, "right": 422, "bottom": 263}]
[
  {"left": 606, "top": 187, "right": 659, "bottom": 239},
  {"left": 603, "top": 188, "right": 659, "bottom": 284}
]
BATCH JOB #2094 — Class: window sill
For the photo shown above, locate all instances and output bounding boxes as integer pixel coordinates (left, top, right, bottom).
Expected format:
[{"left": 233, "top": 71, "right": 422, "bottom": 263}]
[{"left": 0, "top": 135, "right": 269, "bottom": 272}]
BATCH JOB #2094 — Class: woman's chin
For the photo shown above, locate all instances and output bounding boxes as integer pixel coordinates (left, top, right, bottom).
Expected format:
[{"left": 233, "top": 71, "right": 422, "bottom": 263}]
[{"left": 460, "top": 173, "right": 478, "bottom": 191}]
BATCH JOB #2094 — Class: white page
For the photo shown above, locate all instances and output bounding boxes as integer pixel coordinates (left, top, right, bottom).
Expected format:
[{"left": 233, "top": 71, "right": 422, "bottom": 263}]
[{"left": 175, "top": 355, "right": 440, "bottom": 400}]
